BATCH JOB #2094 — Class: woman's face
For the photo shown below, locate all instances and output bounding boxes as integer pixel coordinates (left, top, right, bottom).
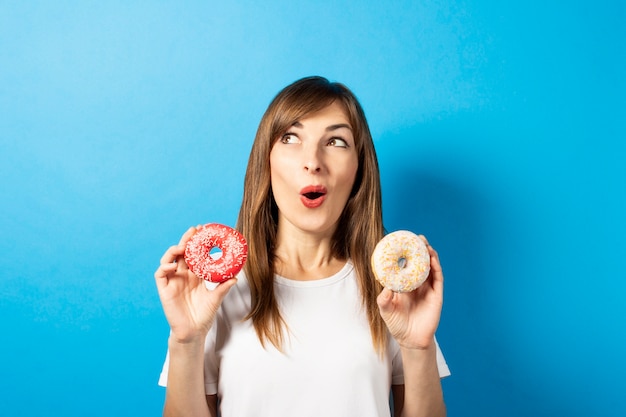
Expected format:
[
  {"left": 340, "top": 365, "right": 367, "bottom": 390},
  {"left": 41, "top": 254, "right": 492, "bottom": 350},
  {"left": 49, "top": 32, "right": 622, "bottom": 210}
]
[{"left": 269, "top": 101, "right": 358, "bottom": 237}]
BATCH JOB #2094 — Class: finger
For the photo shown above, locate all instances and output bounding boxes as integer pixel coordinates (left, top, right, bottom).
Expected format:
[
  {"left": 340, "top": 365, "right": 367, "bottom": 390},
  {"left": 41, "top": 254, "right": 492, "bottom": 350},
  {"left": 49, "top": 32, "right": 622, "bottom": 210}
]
[
  {"left": 175, "top": 251, "right": 191, "bottom": 272},
  {"left": 160, "top": 244, "right": 185, "bottom": 265},
  {"left": 178, "top": 226, "right": 198, "bottom": 246},
  {"left": 428, "top": 246, "right": 442, "bottom": 273},
  {"left": 427, "top": 248, "right": 444, "bottom": 293},
  {"left": 157, "top": 262, "right": 178, "bottom": 275},
  {"left": 173, "top": 227, "right": 199, "bottom": 268},
  {"left": 208, "top": 278, "right": 238, "bottom": 304},
  {"left": 159, "top": 227, "right": 198, "bottom": 265},
  {"left": 154, "top": 263, "right": 178, "bottom": 289},
  {"left": 419, "top": 235, "right": 442, "bottom": 275},
  {"left": 419, "top": 234, "right": 439, "bottom": 256},
  {"left": 418, "top": 234, "right": 439, "bottom": 267}
]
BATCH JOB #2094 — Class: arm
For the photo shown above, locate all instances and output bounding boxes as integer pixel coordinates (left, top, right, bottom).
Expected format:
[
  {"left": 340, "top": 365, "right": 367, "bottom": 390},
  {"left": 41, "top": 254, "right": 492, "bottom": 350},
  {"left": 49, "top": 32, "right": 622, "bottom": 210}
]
[
  {"left": 379, "top": 236, "right": 446, "bottom": 417},
  {"left": 155, "top": 227, "right": 236, "bottom": 417},
  {"left": 163, "top": 337, "right": 212, "bottom": 417},
  {"left": 391, "top": 344, "right": 445, "bottom": 417}
]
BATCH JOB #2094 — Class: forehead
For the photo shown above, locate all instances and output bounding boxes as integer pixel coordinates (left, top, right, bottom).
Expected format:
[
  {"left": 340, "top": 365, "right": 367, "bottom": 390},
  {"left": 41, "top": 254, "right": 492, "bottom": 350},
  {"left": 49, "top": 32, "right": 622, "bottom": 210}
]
[{"left": 292, "top": 101, "right": 351, "bottom": 129}]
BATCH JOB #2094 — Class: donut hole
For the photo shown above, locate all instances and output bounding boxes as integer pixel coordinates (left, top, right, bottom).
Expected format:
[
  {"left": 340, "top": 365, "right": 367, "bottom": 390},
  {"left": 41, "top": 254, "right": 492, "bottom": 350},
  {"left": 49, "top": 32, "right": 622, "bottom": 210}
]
[
  {"left": 397, "top": 257, "right": 407, "bottom": 269},
  {"left": 209, "top": 246, "right": 223, "bottom": 260}
]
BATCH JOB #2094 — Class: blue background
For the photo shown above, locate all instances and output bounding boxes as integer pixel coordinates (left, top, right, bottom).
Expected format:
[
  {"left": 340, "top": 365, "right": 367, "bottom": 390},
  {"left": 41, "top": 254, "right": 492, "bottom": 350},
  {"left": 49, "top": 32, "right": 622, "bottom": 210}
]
[{"left": 1, "top": 1, "right": 624, "bottom": 416}]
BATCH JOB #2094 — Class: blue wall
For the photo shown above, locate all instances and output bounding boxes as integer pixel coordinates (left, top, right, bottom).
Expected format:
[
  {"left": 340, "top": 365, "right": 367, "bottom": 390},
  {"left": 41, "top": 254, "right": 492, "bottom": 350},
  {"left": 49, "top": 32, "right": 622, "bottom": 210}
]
[{"left": 1, "top": 1, "right": 624, "bottom": 416}]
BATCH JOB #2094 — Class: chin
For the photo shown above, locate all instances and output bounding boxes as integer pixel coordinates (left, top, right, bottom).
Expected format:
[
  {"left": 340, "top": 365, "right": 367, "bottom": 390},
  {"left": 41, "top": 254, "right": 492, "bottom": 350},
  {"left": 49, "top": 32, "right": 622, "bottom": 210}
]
[{"left": 290, "top": 216, "right": 339, "bottom": 236}]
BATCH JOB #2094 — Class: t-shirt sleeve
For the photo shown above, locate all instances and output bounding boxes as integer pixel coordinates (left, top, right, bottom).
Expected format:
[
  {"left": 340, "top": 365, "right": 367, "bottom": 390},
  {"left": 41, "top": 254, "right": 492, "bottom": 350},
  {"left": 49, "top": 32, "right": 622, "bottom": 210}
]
[
  {"left": 391, "top": 342, "right": 405, "bottom": 385},
  {"left": 203, "top": 322, "right": 220, "bottom": 395},
  {"left": 434, "top": 336, "right": 451, "bottom": 378},
  {"left": 157, "top": 347, "right": 169, "bottom": 388}
]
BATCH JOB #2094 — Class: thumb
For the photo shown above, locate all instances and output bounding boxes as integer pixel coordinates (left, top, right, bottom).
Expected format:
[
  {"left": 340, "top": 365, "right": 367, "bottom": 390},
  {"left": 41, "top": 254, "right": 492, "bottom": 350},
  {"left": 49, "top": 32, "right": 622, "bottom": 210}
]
[
  {"left": 377, "top": 287, "right": 394, "bottom": 314},
  {"left": 210, "top": 278, "right": 238, "bottom": 302}
]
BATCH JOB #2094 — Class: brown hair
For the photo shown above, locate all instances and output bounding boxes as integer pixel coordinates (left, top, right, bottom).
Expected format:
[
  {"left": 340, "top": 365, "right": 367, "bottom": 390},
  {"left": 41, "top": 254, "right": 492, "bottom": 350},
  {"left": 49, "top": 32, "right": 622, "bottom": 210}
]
[{"left": 236, "top": 76, "right": 387, "bottom": 352}]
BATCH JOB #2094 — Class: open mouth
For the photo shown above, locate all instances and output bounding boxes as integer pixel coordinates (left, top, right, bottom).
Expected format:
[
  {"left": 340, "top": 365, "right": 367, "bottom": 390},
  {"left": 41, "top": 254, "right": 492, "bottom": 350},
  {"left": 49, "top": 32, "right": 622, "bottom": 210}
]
[
  {"left": 300, "top": 185, "right": 327, "bottom": 208},
  {"left": 303, "top": 192, "right": 325, "bottom": 200}
]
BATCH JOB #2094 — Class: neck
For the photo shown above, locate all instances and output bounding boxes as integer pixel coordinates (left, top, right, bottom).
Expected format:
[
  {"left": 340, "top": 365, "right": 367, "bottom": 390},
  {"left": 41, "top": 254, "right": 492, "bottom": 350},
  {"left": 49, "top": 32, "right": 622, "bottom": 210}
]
[{"left": 273, "top": 220, "right": 345, "bottom": 281}]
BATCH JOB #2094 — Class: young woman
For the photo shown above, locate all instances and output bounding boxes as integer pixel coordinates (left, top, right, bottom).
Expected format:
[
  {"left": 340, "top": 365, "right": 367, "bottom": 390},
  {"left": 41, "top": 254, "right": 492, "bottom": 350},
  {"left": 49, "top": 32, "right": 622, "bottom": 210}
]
[{"left": 155, "top": 76, "right": 450, "bottom": 417}]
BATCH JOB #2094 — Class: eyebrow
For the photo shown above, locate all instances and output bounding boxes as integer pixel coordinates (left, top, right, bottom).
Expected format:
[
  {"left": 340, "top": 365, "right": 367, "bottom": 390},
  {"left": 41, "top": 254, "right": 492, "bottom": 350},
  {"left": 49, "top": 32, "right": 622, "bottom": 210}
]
[
  {"left": 326, "top": 123, "right": 352, "bottom": 132},
  {"left": 291, "top": 122, "right": 353, "bottom": 132}
]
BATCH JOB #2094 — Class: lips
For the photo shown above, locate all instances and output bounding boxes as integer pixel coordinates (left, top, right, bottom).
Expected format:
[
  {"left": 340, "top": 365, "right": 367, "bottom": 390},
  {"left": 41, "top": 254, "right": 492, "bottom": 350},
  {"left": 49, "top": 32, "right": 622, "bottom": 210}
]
[{"left": 300, "top": 185, "right": 327, "bottom": 208}]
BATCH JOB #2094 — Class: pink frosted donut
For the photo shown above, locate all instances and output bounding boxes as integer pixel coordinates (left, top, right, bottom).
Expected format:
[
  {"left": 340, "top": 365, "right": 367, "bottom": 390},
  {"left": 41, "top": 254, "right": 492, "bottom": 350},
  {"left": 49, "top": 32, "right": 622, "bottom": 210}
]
[
  {"left": 184, "top": 223, "right": 248, "bottom": 283},
  {"left": 371, "top": 230, "right": 431, "bottom": 292}
]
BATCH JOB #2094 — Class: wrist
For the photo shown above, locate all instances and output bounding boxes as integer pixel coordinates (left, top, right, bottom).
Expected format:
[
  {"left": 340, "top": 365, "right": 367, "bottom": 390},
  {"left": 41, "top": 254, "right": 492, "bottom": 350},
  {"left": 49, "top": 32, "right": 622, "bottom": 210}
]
[
  {"left": 397, "top": 334, "right": 437, "bottom": 351},
  {"left": 168, "top": 332, "right": 207, "bottom": 350},
  {"left": 399, "top": 338, "right": 437, "bottom": 357}
]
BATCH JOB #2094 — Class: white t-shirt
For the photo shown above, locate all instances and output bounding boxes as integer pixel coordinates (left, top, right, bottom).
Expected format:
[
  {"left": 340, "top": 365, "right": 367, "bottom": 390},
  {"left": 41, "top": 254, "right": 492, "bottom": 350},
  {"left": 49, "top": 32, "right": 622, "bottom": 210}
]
[{"left": 159, "top": 261, "right": 450, "bottom": 417}]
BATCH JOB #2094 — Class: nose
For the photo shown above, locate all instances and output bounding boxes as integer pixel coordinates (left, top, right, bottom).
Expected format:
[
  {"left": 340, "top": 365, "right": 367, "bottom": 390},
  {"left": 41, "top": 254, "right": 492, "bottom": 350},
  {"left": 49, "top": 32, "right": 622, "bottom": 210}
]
[{"left": 303, "top": 144, "right": 322, "bottom": 173}]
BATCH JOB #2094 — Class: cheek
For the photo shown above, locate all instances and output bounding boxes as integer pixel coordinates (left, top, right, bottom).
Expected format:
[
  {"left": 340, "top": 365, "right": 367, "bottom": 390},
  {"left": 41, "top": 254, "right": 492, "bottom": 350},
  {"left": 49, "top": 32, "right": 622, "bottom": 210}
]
[
  {"left": 340, "top": 159, "right": 359, "bottom": 192},
  {"left": 269, "top": 152, "right": 292, "bottom": 196},
  {"left": 269, "top": 150, "right": 280, "bottom": 182}
]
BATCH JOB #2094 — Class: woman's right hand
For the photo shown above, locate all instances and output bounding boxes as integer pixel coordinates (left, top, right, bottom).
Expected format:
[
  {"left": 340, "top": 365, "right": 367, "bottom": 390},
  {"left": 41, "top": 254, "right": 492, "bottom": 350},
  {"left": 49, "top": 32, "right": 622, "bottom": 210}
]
[{"left": 154, "top": 226, "right": 238, "bottom": 343}]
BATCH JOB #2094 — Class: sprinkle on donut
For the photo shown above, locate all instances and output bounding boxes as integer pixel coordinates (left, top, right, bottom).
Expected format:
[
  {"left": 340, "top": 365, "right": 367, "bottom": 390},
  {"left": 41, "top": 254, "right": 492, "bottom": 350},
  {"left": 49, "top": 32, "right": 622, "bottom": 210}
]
[
  {"left": 184, "top": 223, "right": 248, "bottom": 283},
  {"left": 371, "top": 230, "right": 431, "bottom": 292}
]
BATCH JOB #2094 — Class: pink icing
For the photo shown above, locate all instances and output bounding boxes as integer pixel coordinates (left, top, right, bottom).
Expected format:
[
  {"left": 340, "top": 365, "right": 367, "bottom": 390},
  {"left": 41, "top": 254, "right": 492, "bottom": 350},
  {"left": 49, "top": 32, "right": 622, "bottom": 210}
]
[{"left": 184, "top": 223, "right": 248, "bottom": 282}]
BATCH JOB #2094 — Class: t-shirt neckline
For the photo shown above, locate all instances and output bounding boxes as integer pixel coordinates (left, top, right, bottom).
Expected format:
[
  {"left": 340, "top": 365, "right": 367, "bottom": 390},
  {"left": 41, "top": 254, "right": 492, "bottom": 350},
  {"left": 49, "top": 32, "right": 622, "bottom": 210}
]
[{"left": 274, "top": 260, "right": 354, "bottom": 288}]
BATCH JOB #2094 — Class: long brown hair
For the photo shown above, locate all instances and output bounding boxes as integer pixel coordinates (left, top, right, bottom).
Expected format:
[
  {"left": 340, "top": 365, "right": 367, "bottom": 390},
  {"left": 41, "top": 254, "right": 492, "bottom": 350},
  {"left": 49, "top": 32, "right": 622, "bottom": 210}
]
[{"left": 236, "top": 76, "right": 387, "bottom": 352}]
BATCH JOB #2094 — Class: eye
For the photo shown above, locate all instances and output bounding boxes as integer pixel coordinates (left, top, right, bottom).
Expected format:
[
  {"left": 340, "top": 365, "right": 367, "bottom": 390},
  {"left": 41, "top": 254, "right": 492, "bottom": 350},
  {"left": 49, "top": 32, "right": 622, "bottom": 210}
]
[
  {"left": 327, "top": 137, "right": 349, "bottom": 148},
  {"left": 280, "top": 132, "right": 300, "bottom": 144}
]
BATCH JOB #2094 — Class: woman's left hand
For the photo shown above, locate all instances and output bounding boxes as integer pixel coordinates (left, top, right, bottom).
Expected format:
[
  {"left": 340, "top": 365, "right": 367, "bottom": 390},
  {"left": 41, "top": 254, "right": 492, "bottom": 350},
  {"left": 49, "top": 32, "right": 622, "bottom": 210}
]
[{"left": 377, "top": 235, "right": 444, "bottom": 350}]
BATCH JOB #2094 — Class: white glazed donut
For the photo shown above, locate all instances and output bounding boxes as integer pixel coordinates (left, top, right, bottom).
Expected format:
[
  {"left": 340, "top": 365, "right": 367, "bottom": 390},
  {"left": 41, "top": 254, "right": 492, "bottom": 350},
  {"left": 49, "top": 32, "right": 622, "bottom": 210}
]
[{"left": 371, "top": 230, "right": 431, "bottom": 292}]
